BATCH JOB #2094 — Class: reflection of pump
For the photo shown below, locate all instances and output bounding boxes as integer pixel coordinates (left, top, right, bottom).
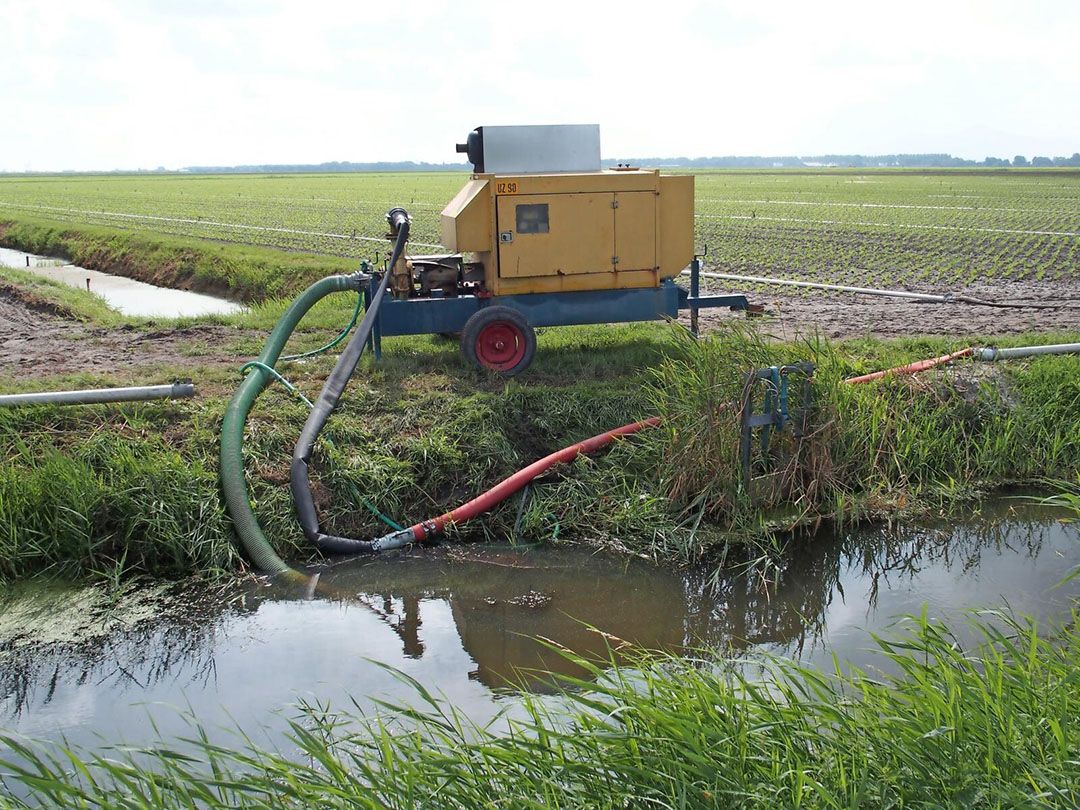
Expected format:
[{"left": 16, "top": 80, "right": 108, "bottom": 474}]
[
  {"left": 306, "top": 505, "right": 1059, "bottom": 687},
  {"left": 307, "top": 543, "right": 838, "bottom": 689}
]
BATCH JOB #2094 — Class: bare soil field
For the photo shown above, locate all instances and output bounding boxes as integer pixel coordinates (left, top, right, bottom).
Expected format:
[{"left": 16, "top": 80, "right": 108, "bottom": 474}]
[
  {"left": 690, "top": 277, "right": 1080, "bottom": 339},
  {"left": 0, "top": 284, "right": 250, "bottom": 380},
  {"left": 3, "top": 275, "right": 1077, "bottom": 386}
]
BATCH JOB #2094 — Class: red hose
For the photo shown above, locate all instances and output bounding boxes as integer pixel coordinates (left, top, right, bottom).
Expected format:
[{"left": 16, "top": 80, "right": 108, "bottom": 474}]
[
  {"left": 406, "top": 417, "right": 662, "bottom": 542},
  {"left": 390, "top": 346, "right": 974, "bottom": 547},
  {"left": 843, "top": 347, "right": 974, "bottom": 385}
]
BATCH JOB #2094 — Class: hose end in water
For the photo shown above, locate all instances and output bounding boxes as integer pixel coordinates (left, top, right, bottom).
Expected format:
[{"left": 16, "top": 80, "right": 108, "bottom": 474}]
[{"left": 371, "top": 528, "right": 416, "bottom": 552}]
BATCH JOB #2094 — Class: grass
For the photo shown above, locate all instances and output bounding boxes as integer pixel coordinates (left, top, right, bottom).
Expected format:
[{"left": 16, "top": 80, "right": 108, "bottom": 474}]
[
  {"left": 1, "top": 609, "right": 1078, "bottom": 807},
  {"left": 0, "top": 400, "right": 238, "bottom": 582},
  {"left": 0, "top": 267, "right": 126, "bottom": 326}
]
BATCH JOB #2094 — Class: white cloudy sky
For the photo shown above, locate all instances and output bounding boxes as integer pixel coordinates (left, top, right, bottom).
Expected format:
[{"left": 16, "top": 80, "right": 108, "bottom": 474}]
[{"left": 1, "top": 0, "right": 1077, "bottom": 171}]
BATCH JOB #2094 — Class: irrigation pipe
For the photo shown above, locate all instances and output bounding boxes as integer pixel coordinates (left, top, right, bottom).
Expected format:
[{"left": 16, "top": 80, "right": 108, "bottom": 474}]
[
  {"left": 843, "top": 349, "right": 975, "bottom": 384},
  {"left": 975, "top": 343, "right": 1080, "bottom": 361},
  {"left": 683, "top": 269, "right": 1061, "bottom": 309},
  {"left": 844, "top": 342, "right": 1080, "bottom": 384},
  {"left": 280, "top": 290, "right": 364, "bottom": 362},
  {"left": 0, "top": 382, "right": 194, "bottom": 408}
]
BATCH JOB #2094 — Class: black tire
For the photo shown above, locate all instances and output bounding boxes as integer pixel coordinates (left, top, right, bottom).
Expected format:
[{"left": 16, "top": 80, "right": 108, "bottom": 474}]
[{"left": 460, "top": 305, "right": 536, "bottom": 376}]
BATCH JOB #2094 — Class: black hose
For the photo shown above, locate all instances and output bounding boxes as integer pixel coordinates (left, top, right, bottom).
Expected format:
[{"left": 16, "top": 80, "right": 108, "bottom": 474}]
[{"left": 290, "top": 208, "right": 412, "bottom": 554}]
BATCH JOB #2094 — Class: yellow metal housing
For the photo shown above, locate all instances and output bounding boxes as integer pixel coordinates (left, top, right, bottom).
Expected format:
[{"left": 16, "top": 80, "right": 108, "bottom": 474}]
[
  {"left": 440, "top": 178, "right": 491, "bottom": 251},
  {"left": 439, "top": 168, "right": 695, "bottom": 296}
]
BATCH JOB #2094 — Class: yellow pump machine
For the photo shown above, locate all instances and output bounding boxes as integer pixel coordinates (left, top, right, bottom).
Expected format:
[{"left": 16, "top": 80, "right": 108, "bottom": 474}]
[
  {"left": 371, "top": 124, "right": 750, "bottom": 375},
  {"left": 222, "top": 126, "right": 759, "bottom": 568}
]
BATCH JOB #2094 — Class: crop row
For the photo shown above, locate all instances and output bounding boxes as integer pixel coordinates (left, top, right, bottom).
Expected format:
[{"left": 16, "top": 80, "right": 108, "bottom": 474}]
[{"left": 0, "top": 170, "right": 1076, "bottom": 290}]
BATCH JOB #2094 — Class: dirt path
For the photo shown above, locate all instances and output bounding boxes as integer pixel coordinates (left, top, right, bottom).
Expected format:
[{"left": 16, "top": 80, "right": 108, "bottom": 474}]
[
  {"left": 684, "top": 277, "right": 1080, "bottom": 339},
  {"left": 2, "top": 275, "right": 1077, "bottom": 384},
  {"left": 0, "top": 285, "right": 251, "bottom": 380}
]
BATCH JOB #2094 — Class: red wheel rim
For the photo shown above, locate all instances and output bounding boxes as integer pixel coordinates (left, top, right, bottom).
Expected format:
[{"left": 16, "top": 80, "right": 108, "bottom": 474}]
[{"left": 475, "top": 321, "right": 526, "bottom": 371}]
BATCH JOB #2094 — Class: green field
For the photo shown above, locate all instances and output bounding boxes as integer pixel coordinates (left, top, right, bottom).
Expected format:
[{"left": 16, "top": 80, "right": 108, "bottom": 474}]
[{"left": 0, "top": 169, "right": 1077, "bottom": 288}]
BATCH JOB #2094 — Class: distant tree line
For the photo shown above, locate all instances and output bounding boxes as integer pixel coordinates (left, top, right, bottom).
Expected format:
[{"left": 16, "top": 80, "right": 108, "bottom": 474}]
[
  {"left": 36, "top": 153, "right": 1076, "bottom": 176},
  {"left": 603, "top": 153, "right": 1080, "bottom": 169},
  {"left": 177, "top": 153, "right": 1080, "bottom": 174},
  {"left": 179, "top": 160, "right": 471, "bottom": 174}
]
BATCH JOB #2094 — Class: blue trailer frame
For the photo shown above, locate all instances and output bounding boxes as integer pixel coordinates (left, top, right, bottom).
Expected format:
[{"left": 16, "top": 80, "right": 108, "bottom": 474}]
[{"left": 367, "top": 259, "right": 746, "bottom": 358}]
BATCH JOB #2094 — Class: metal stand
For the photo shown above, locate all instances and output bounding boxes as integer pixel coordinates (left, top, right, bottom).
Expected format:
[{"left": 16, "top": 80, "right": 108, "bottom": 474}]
[
  {"left": 689, "top": 256, "right": 701, "bottom": 337},
  {"left": 739, "top": 363, "right": 813, "bottom": 488}
]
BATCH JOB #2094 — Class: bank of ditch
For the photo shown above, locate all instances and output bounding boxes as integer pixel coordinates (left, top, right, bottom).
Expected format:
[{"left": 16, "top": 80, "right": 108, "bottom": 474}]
[
  {"left": 1, "top": 291, "right": 1078, "bottom": 582},
  {"left": 0, "top": 216, "right": 355, "bottom": 304}
]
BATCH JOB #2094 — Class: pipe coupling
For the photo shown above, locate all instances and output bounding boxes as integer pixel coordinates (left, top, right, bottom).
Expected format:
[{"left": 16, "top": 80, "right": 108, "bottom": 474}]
[{"left": 370, "top": 528, "right": 415, "bottom": 552}]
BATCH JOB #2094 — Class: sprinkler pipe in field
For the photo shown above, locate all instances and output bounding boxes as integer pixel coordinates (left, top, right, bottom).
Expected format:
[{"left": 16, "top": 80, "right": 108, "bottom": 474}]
[
  {"left": 975, "top": 343, "right": 1080, "bottom": 361},
  {"left": 684, "top": 269, "right": 1062, "bottom": 310}
]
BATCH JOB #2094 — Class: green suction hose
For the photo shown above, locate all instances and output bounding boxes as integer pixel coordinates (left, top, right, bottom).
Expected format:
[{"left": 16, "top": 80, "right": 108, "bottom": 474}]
[{"left": 220, "top": 274, "right": 362, "bottom": 580}]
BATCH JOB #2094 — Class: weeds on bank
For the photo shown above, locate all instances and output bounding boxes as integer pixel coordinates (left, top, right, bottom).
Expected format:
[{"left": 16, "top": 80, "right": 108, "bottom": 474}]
[{"left": 1, "top": 321, "right": 1078, "bottom": 581}]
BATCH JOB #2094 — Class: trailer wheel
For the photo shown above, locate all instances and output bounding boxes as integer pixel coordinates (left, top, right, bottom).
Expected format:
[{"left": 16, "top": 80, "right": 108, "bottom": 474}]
[{"left": 461, "top": 306, "right": 536, "bottom": 376}]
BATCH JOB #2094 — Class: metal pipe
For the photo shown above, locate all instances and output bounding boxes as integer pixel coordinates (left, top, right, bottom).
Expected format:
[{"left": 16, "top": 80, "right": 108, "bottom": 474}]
[
  {"left": 682, "top": 269, "right": 1060, "bottom": 309},
  {"left": 689, "top": 257, "right": 701, "bottom": 335},
  {"left": 682, "top": 269, "right": 950, "bottom": 302},
  {"left": 975, "top": 343, "right": 1080, "bottom": 361},
  {"left": 0, "top": 382, "right": 194, "bottom": 408}
]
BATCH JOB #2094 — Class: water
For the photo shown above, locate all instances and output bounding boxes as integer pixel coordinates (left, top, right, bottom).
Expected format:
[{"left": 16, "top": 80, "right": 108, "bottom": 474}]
[
  {"left": 0, "top": 501, "right": 1077, "bottom": 753},
  {"left": 0, "top": 247, "right": 243, "bottom": 318}
]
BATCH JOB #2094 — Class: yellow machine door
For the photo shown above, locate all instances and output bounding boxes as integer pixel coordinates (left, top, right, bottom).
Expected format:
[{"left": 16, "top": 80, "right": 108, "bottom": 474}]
[
  {"left": 496, "top": 193, "right": 615, "bottom": 278},
  {"left": 613, "top": 192, "right": 657, "bottom": 272}
]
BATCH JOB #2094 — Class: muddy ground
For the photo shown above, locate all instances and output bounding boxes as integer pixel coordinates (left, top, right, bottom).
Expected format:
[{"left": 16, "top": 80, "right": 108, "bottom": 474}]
[
  {"left": 684, "top": 277, "right": 1080, "bottom": 340},
  {"left": 2, "top": 277, "right": 1078, "bottom": 383},
  {"left": 0, "top": 283, "right": 251, "bottom": 381}
]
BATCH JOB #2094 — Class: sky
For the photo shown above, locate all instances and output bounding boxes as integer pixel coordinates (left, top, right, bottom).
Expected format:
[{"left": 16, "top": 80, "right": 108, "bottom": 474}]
[{"left": 1, "top": 0, "right": 1078, "bottom": 172}]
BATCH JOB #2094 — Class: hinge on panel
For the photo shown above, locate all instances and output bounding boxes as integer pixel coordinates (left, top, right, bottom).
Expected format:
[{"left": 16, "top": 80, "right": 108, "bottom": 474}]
[
  {"left": 611, "top": 200, "right": 619, "bottom": 209},
  {"left": 611, "top": 255, "right": 619, "bottom": 265}
]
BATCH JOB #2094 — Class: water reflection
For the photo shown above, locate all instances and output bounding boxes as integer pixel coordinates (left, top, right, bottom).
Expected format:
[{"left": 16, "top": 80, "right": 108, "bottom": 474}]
[{"left": 1, "top": 501, "right": 1076, "bottom": 747}]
